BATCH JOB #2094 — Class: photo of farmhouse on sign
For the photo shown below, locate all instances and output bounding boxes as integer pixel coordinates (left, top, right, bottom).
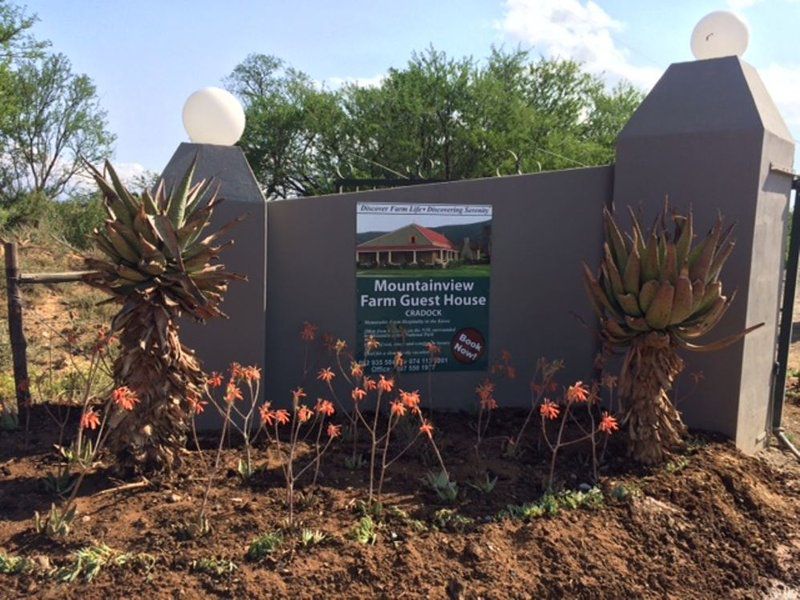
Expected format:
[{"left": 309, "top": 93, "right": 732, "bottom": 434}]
[{"left": 356, "top": 202, "right": 492, "bottom": 373}]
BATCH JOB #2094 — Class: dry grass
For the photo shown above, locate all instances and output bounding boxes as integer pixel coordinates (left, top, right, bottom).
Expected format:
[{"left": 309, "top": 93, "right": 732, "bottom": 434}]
[{"left": 0, "top": 225, "right": 114, "bottom": 413}]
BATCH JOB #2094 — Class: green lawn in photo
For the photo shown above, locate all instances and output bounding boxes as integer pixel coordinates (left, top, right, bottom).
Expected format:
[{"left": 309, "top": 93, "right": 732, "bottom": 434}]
[{"left": 357, "top": 264, "right": 491, "bottom": 278}]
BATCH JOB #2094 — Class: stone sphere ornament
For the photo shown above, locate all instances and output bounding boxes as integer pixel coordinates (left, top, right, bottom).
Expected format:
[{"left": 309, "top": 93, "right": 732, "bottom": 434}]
[
  {"left": 182, "top": 87, "right": 245, "bottom": 145},
  {"left": 690, "top": 11, "right": 749, "bottom": 60}
]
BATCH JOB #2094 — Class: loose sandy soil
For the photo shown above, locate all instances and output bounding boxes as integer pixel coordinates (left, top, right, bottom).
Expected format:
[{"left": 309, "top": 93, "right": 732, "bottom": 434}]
[{"left": 0, "top": 408, "right": 799, "bottom": 600}]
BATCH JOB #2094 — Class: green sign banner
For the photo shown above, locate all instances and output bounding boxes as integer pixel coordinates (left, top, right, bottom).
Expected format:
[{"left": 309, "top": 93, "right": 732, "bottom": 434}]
[{"left": 356, "top": 202, "right": 492, "bottom": 373}]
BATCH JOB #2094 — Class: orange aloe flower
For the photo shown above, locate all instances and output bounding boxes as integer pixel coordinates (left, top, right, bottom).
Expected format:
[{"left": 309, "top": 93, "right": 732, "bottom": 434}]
[
  {"left": 112, "top": 386, "right": 139, "bottom": 411},
  {"left": 334, "top": 339, "right": 347, "bottom": 353},
  {"left": 539, "top": 400, "right": 560, "bottom": 420},
  {"left": 259, "top": 403, "right": 274, "bottom": 425},
  {"left": 426, "top": 341, "right": 441, "bottom": 356},
  {"left": 475, "top": 379, "right": 495, "bottom": 401},
  {"left": 275, "top": 409, "right": 291, "bottom": 425},
  {"left": 394, "top": 352, "right": 405, "bottom": 369},
  {"left": 243, "top": 366, "right": 262, "bottom": 382},
  {"left": 230, "top": 362, "right": 244, "bottom": 380},
  {"left": 365, "top": 336, "right": 380, "bottom": 352},
  {"left": 316, "top": 399, "right": 335, "bottom": 417},
  {"left": 297, "top": 405, "right": 313, "bottom": 424},
  {"left": 363, "top": 377, "right": 377, "bottom": 392},
  {"left": 599, "top": 412, "right": 619, "bottom": 434},
  {"left": 188, "top": 395, "right": 207, "bottom": 415},
  {"left": 377, "top": 376, "right": 394, "bottom": 393},
  {"left": 399, "top": 389, "right": 421, "bottom": 411},
  {"left": 419, "top": 420, "right": 434, "bottom": 438},
  {"left": 390, "top": 401, "right": 407, "bottom": 417},
  {"left": 80, "top": 408, "right": 100, "bottom": 430},
  {"left": 351, "top": 388, "right": 368, "bottom": 402},
  {"left": 317, "top": 367, "right": 335, "bottom": 383},
  {"left": 327, "top": 423, "right": 342, "bottom": 439},
  {"left": 566, "top": 381, "right": 590, "bottom": 403},
  {"left": 292, "top": 387, "right": 307, "bottom": 404},
  {"left": 300, "top": 322, "right": 318, "bottom": 342},
  {"left": 226, "top": 383, "right": 243, "bottom": 403},
  {"left": 207, "top": 372, "right": 224, "bottom": 389},
  {"left": 480, "top": 396, "right": 498, "bottom": 411},
  {"left": 350, "top": 362, "right": 365, "bottom": 378}
]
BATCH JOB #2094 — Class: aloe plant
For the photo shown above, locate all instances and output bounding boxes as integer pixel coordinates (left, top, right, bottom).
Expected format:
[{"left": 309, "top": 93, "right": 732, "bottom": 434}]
[
  {"left": 83, "top": 159, "right": 242, "bottom": 472},
  {"left": 583, "top": 204, "right": 762, "bottom": 464}
]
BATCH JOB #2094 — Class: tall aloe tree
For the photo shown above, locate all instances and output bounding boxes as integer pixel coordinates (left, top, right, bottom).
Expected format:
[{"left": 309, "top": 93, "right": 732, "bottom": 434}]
[
  {"left": 583, "top": 204, "right": 762, "bottom": 464},
  {"left": 83, "top": 159, "right": 243, "bottom": 472}
]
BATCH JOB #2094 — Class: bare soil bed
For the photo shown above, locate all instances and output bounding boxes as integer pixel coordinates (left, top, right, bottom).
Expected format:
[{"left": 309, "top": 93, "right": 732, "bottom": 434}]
[{"left": 1, "top": 407, "right": 799, "bottom": 600}]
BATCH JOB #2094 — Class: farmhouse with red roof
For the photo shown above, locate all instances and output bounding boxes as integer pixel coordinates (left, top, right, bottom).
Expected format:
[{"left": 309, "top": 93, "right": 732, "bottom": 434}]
[{"left": 357, "top": 223, "right": 459, "bottom": 268}]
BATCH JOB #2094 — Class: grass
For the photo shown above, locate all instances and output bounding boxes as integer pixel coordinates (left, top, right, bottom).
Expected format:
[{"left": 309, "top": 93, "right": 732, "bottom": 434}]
[
  {"left": 357, "top": 264, "right": 490, "bottom": 278},
  {"left": 0, "top": 224, "right": 114, "bottom": 415}
]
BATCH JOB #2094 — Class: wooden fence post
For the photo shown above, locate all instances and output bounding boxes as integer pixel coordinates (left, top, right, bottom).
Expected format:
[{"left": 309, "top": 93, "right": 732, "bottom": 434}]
[{"left": 4, "top": 241, "right": 31, "bottom": 437}]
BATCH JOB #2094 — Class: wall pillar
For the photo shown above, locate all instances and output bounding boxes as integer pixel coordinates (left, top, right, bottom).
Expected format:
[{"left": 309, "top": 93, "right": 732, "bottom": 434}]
[
  {"left": 612, "top": 57, "right": 795, "bottom": 453},
  {"left": 159, "top": 142, "right": 267, "bottom": 427}
]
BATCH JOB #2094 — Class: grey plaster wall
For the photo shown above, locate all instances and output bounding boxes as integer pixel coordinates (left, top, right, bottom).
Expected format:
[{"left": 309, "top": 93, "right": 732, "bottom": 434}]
[
  {"left": 264, "top": 167, "right": 612, "bottom": 410},
  {"left": 613, "top": 57, "right": 795, "bottom": 452},
  {"left": 160, "top": 143, "right": 268, "bottom": 428},
  {"left": 157, "top": 57, "right": 795, "bottom": 456}
]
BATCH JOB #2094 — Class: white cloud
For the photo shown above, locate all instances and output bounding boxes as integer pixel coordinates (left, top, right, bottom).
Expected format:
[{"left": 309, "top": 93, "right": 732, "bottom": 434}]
[
  {"left": 72, "top": 161, "right": 155, "bottom": 195},
  {"left": 727, "top": 0, "right": 799, "bottom": 9},
  {"left": 759, "top": 63, "right": 800, "bottom": 129},
  {"left": 320, "top": 74, "right": 386, "bottom": 90},
  {"left": 497, "top": 0, "right": 662, "bottom": 89},
  {"left": 727, "top": 0, "right": 762, "bottom": 9},
  {"left": 111, "top": 162, "right": 155, "bottom": 187}
]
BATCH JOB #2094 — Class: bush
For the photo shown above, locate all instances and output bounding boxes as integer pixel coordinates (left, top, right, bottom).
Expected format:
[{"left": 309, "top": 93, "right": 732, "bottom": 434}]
[{"left": 0, "top": 192, "right": 105, "bottom": 250}]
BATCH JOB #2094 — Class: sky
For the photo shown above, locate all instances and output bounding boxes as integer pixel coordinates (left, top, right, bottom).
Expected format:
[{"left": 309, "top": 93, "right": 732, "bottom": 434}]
[{"left": 20, "top": 0, "right": 800, "bottom": 180}]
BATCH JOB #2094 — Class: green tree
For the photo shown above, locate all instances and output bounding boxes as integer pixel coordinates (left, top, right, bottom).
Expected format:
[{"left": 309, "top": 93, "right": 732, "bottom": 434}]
[
  {"left": 225, "top": 54, "right": 346, "bottom": 199},
  {"left": 228, "top": 47, "right": 645, "bottom": 198},
  {"left": 1, "top": 52, "right": 115, "bottom": 202}
]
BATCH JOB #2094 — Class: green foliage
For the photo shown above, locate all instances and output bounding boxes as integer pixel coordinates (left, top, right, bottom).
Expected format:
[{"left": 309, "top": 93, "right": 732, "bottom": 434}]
[
  {"left": 0, "top": 190, "right": 105, "bottom": 250},
  {"left": 41, "top": 465, "right": 75, "bottom": 496},
  {"left": 344, "top": 453, "right": 366, "bottom": 470},
  {"left": 299, "top": 528, "right": 327, "bottom": 547},
  {"left": 58, "top": 544, "right": 117, "bottom": 583},
  {"left": 34, "top": 502, "right": 76, "bottom": 537},
  {"left": 0, "top": 553, "right": 31, "bottom": 575},
  {"left": 665, "top": 457, "right": 690, "bottom": 473},
  {"left": 246, "top": 532, "right": 283, "bottom": 560},
  {"left": 422, "top": 470, "right": 459, "bottom": 503},
  {"left": 227, "top": 48, "right": 644, "bottom": 199},
  {"left": 609, "top": 483, "right": 642, "bottom": 503},
  {"left": 0, "top": 52, "right": 114, "bottom": 202},
  {"left": 191, "top": 557, "right": 237, "bottom": 578},
  {"left": 432, "top": 508, "right": 475, "bottom": 533},
  {"left": 468, "top": 472, "right": 498, "bottom": 495},
  {"left": 498, "top": 487, "right": 605, "bottom": 521},
  {"left": 352, "top": 515, "right": 378, "bottom": 545}
]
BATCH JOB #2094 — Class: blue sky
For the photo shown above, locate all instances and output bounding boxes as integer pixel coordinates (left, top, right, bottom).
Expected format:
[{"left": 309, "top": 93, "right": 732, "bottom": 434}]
[{"left": 21, "top": 0, "right": 800, "bottom": 178}]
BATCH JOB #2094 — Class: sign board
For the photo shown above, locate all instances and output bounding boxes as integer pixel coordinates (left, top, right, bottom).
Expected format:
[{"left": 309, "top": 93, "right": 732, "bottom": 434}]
[{"left": 356, "top": 202, "right": 492, "bottom": 373}]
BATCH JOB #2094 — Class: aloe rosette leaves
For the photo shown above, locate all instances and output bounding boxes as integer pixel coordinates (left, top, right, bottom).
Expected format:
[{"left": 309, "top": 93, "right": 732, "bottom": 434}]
[
  {"left": 83, "top": 158, "right": 244, "bottom": 473},
  {"left": 583, "top": 203, "right": 762, "bottom": 464}
]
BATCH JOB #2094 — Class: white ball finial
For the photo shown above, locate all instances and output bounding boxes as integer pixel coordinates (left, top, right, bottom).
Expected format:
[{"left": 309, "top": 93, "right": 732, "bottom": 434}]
[
  {"left": 182, "top": 87, "right": 245, "bottom": 146},
  {"left": 690, "top": 11, "right": 749, "bottom": 60}
]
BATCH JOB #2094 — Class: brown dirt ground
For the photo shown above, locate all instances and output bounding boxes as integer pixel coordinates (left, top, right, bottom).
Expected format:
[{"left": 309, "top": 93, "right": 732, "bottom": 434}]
[{"left": 1, "top": 407, "right": 800, "bottom": 600}]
